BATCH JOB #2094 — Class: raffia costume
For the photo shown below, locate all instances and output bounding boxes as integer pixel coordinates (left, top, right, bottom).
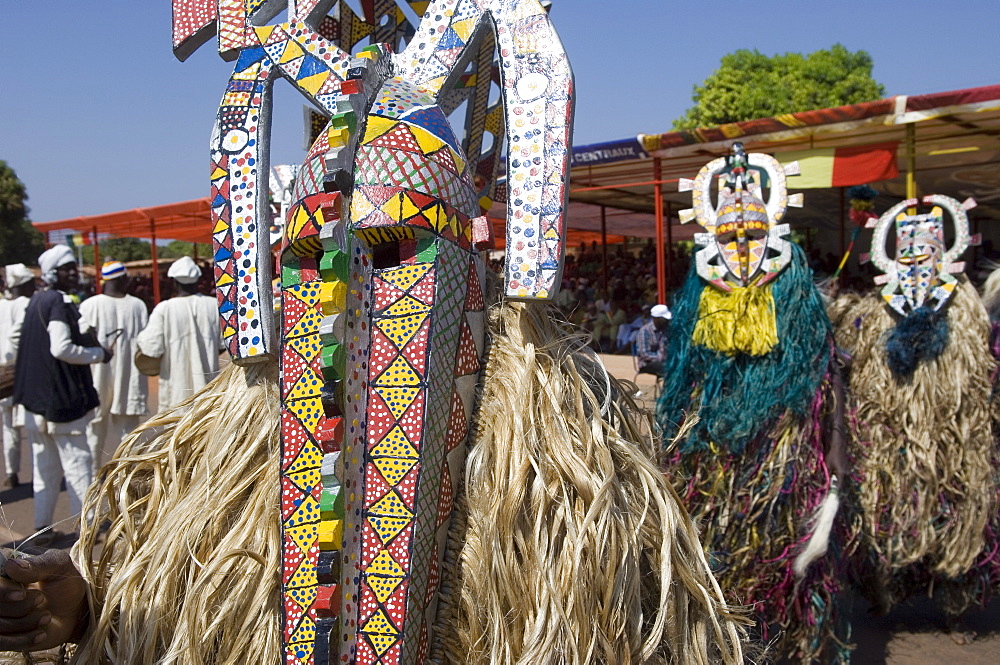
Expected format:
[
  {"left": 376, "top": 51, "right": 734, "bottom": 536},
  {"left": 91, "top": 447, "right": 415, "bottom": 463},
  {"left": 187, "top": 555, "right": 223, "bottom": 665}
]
[
  {"left": 829, "top": 195, "right": 1000, "bottom": 615},
  {"left": 657, "top": 146, "right": 854, "bottom": 664}
]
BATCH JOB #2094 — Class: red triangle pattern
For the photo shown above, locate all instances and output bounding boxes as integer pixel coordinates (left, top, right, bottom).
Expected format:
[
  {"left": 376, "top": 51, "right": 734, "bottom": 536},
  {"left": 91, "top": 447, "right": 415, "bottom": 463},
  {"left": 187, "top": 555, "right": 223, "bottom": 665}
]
[
  {"left": 464, "top": 260, "right": 484, "bottom": 311},
  {"left": 399, "top": 319, "right": 431, "bottom": 376},
  {"left": 282, "top": 536, "right": 306, "bottom": 585},
  {"left": 384, "top": 578, "right": 409, "bottom": 626},
  {"left": 423, "top": 543, "right": 440, "bottom": 606},
  {"left": 363, "top": 468, "right": 393, "bottom": 513},
  {"left": 357, "top": 184, "right": 404, "bottom": 208},
  {"left": 431, "top": 145, "right": 460, "bottom": 177},
  {"left": 282, "top": 594, "right": 306, "bottom": 642},
  {"left": 373, "top": 278, "right": 407, "bottom": 313},
  {"left": 281, "top": 344, "right": 309, "bottom": 399},
  {"left": 368, "top": 123, "right": 422, "bottom": 154},
  {"left": 281, "top": 410, "right": 309, "bottom": 469},
  {"left": 437, "top": 464, "right": 453, "bottom": 529},
  {"left": 281, "top": 290, "right": 309, "bottom": 337},
  {"left": 364, "top": 389, "right": 396, "bottom": 447},
  {"left": 354, "top": 630, "right": 377, "bottom": 665},
  {"left": 357, "top": 575, "right": 381, "bottom": 623},
  {"left": 385, "top": 522, "right": 414, "bottom": 566},
  {"left": 395, "top": 463, "right": 421, "bottom": 512},
  {"left": 281, "top": 477, "right": 308, "bottom": 521},
  {"left": 445, "top": 391, "right": 467, "bottom": 453},
  {"left": 407, "top": 269, "right": 436, "bottom": 306},
  {"left": 453, "top": 322, "right": 481, "bottom": 377},
  {"left": 396, "top": 392, "right": 426, "bottom": 444}
]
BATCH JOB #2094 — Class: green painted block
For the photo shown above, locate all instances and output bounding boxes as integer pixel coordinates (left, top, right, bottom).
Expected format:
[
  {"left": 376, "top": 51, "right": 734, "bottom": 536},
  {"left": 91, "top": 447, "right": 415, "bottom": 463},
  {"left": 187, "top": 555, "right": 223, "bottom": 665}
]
[
  {"left": 320, "top": 343, "right": 345, "bottom": 378},
  {"left": 417, "top": 236, "right": 438, "bottom": 263},
  {"left": 320, "top": 486, "right": 344, "bottom": 519},
  {"left": 281, "top": 263, "right": 302, "bottom": 287},
  {"left": 320, "top": 250, "right": 350, "bottom": 282},
  {"left": 331, "top": 111, "right": 357, "bottom": 134}
]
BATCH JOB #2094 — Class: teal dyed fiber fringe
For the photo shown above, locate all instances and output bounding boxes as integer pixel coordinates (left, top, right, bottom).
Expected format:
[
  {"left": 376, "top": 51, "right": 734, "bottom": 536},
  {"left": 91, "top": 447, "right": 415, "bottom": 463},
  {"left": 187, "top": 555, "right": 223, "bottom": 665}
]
[
  {"left": 885, "top": 305, "right": 950, "bottom": 378},
  {"left": 656, "top": 244, "right": 831, "bottom": 453}
]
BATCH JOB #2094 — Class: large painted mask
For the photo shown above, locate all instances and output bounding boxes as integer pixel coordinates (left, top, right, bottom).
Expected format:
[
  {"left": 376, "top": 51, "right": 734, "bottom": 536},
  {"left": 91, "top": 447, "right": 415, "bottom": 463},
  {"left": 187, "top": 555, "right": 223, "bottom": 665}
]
[
  {"left": 867, "top": 194, "right": 975, "bottom": 317},
  {"left": 678, "top": 143, "right": 803, "bottom": 291},
  {"left": 171, "top": 1, "right": 574, "bottom": 664}
]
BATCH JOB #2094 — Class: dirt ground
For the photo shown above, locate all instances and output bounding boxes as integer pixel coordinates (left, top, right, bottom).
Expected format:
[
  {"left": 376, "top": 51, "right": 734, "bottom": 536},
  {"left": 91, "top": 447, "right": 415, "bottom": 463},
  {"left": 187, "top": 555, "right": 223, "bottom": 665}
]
[{"left": 1, "top": 356, "right": 997, "bottom": 663}]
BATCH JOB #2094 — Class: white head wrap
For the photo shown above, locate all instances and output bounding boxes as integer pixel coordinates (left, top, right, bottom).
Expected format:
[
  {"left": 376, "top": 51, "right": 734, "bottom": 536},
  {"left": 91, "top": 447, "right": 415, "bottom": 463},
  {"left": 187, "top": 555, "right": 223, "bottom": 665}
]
[
  {"left": 650, "top": 304, "right": 672, "bottom": 320},
  {"left": 167, "top": 256, "right": 202, "bottom": 285},
  {"left": 4, "top": 264, "right": 33, "bottom": 288},
  {"left": 38, "top": 245, "right": 76, "bottom": 285}
]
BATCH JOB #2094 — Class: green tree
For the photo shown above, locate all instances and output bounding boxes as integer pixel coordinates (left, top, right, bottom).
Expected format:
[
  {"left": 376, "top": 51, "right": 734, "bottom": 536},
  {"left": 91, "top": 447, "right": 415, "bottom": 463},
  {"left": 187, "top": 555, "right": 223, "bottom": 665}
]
[
  {"left": 81, "top": 237, "right": 152, "bottom": 264},
  {"left": 159, "top": 240, "right": 213, "bottom": 260},
  {"left": 0, "top": 161, "right": 45, "bottom": 265},
  {"left": 673, "top": 44, "right": 886, "bottom": 130}
]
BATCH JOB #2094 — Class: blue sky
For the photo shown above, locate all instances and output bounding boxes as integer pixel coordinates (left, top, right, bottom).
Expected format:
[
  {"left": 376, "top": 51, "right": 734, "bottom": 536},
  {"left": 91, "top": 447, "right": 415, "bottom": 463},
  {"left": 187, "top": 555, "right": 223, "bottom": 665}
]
[{"left": 2, "top": 0, "right": 997, "bottom": 224}]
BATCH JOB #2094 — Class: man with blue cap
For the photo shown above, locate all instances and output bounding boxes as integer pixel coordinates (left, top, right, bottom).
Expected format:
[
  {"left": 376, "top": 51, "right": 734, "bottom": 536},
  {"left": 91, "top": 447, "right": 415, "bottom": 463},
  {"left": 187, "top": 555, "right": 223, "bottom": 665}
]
[{"left": 79, "top": 261, "right": 149, "bottom": 473}]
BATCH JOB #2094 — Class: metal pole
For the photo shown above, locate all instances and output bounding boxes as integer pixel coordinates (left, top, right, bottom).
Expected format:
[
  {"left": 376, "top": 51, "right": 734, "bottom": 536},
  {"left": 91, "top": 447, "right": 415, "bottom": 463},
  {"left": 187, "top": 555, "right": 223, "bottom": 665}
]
[
  {"left": 148, "top": 215, "right": 161, "bottom": 304},
  {"left": 665, "top": 198, "right": 673, "bottom": 287},
  {"left": 906, "top": 123, "right": 917, "bottom": 213},
  {"left": 600, "top": 205, "right": 608, "bottom": 295},
  {"left": 92, "top": 226, "right": 102, "bottom": 294},
  {"left": 653, "top": 157, "right": 666, "bottom": 303},
  {"left": 839, "top": 187, "right": 846, "bottom": 259}
]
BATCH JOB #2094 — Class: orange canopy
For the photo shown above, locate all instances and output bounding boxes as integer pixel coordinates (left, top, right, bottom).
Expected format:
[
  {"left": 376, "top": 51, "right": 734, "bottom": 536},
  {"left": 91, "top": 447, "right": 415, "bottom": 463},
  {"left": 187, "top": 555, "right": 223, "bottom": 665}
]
[{"left": 33, "top": 198, "right": 214, "bottom": 244}]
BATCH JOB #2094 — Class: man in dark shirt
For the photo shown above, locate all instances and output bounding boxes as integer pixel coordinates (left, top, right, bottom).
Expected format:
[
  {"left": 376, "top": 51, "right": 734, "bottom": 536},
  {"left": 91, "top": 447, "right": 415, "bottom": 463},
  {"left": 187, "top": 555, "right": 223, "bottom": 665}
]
[
  {"left": 13, "top": 245, "right": 110, "bottom": 543},
  {"left": 635, "top": 304, "right": 671, "bottom": 376}
]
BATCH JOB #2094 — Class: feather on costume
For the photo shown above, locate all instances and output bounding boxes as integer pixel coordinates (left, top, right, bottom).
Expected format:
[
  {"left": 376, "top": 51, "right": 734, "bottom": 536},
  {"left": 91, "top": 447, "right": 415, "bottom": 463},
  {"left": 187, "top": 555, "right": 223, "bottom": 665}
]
[
  {"left": 657, "top": 145, "right": 853, "bottom": 664},
  {"left": 830, "top": 195, "right": 1000, "bottom": 615}
]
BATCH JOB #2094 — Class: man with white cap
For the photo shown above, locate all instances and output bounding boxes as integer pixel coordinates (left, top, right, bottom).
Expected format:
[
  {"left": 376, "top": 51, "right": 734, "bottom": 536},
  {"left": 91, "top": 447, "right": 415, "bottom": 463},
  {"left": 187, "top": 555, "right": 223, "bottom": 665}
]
[
  {"left": 0, "top": 264, "right": 36, "bottom": 488},
  {"left": 12, "top": 245, "right": 110, "bottom": 544},
  {"left": 136, "top": 256, "right": 223, "bottom": 410},
  {"left": 79, "top": 261, "right": 149, "bottom": 473},
  {"left": 635, "top": 303, "right": 671, "bottom": 376}
]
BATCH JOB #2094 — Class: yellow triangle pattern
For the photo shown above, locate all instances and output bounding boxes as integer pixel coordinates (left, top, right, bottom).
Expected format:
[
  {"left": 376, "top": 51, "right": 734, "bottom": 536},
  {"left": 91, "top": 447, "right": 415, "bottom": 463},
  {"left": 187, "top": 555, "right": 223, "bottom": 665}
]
[
  {"left": 285, "top": 522, "right": 319, "bottom": 554},
  {"left": 368, "top": 550, "right": 405, "bottom": 576},
  {"left": 280, "top": 40, "right": 305, "bottom": 64},
  {"left": 374, "top": 385, "right": 421, "bottom": 420},
  {"left": 380, "top": 295, "right": 431, "bottom": 318},
  {"left": 379, "top": 193, "right": 405, "bottom": 222},
  {"left": 213, "top": 217, "right": 230, "bottom": 234},
  {"left": 298, "top": 72, "right": 329, "bottom": 97},
  {"left": 288, "top": 334, "right": 322, "bottom": 364},
  {"left": 253, "top": 25, "right": 275, "bottom": 43},
  {"left": 372, "top": 456, "right": 417, "bottom": 486},
  {"left": 286, "top": 557, "right": 318, "bottom": 590},
  {"left": 370, "top": 426, "right": 419, "bottom": 458},
  {"left": 373, "top": 355, "right": 421, "bottom": 387},
  {"left": 368, "top": 514, "right": 411, "bottom": 545},
  {"left": 399, "top": 192, "right": 423, "bottom": 220},
  {"left": 223, "top": 325, "right": 236, "bottom": 339},
  {"left": 211, "top": 166, "right": 227, "bottom": 181},
  {"left": 363, "top": 608, "right": 397, "bottom": 635},
  {"left": 284, "top": 437, "right": 323, "bottom": 474},
  {"left": 426, "top": 202, "right": 447, "bottom": 233},
  {"left": 287, "top": 367, "right": 322, "bottom": 401},
  {"left": 285, "top": 494, "right": 320, "bottom": 529},
  {"left": 288, "top": 616, "right": 317, "bottom": 646},
  {"left": 363, "top": 116, "right": 399, "bottom": 145},
  {"left": 368, "top": 573, "right": 404, "bottom": 603},
  {"left": 351, "top": 190, "right": 377, "bottom": 221},
  {"left": 370, "top": 491, "right": 413, "bottom": 519},
  {"left": 286, "top": 205, "right": 311, "bottom": 241},
  {"left": 380, "top": 263, "right": 431, "bottom": 292},
  {"left": 286, "top": 466, "right": 321, "bottom": 492},
  {"left": 287, "top": 639, "right": 314, "bottom": 662},
  {"left": 368, "top": 631, "right": 399, "bottom": 657},
  {"left": 286, "top": 308, "right": 323, "bottom": 339},
  {"left": 449, "top": 146, "right": 467, "bottom": 174},
  {"left": 217, "top": 272, "right": 235, "bottom": 287},
  {"left": 375, "top": 313, "right": 428, "bottom": 349},
  {"left": 452, "top": 17, "right": 476, "bottom": 42},
  {"left": 409, "top": 124, "right": 446, "bottom": 155}
]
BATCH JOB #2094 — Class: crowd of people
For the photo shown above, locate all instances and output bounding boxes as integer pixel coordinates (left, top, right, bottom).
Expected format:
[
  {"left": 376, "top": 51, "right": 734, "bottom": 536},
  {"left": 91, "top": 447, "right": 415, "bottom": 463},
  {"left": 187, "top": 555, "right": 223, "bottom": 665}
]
[{"left": 0, "top": 249, "right": 224, "bottom": 546}]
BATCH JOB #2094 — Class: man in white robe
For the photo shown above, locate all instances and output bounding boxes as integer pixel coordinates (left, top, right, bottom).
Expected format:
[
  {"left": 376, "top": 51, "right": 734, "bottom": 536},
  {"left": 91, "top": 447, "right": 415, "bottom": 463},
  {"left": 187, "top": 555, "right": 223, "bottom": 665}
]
[
  {"left": 0, "top": 264, "right": 36, "bottom": 488},
  {"left": 136, "top": 257, "right": 223, "bottom": 410},
  {"left": 79, "top": 261, "right": 149, "bottom": 472}
]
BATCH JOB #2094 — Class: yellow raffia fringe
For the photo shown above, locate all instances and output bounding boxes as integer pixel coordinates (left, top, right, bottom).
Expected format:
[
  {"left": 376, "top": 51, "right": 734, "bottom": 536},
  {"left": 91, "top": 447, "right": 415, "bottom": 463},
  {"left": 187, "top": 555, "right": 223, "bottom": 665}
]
[{"left": 692, "top": 282, "right": 778, "bottom": 356}]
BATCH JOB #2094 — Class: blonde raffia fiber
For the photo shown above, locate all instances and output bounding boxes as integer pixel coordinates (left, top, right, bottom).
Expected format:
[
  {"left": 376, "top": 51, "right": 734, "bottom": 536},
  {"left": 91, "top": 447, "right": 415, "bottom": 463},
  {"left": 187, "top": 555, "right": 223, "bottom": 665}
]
[
  {"left": 71, "top": 361, "right": 281, "bottom": 665},
  {"left": 444, "top": 301, "right": 749, "bottom": 665},
  {"left": 833, "top": 279, "right": 998, "bottom": 579},
  {"left": 11, "top": 302, "right": 748, "bottom": 664}
]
